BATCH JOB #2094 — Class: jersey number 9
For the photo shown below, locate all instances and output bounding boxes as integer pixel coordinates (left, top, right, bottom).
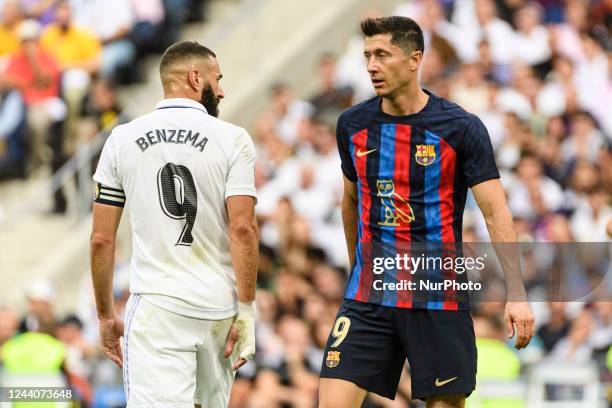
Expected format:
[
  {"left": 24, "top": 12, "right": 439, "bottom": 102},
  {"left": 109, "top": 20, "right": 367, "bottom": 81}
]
[
  {"left": 157, "top": 162, "right": 197, "bottom": 246},
  {"left": 331, "top": 316, "right": 351, "bottom": 348}
]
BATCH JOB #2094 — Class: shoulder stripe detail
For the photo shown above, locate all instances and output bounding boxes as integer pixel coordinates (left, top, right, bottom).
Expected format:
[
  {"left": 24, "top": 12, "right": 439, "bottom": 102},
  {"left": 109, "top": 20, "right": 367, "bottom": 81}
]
[
  {"left": 98, "top": 193, "right": 125, "bottom": 202},
  {"left": 100, "top": 185, "right": 125, "bottom": 194},
  {"left": 94, "top": 197, "right": 125, "bottom": 207},
  {"left": 99, "top": 185, "right": 125, "bottom": 197},
  {"left": 99, "top": 192, "right": 125, "bottom": 200}
]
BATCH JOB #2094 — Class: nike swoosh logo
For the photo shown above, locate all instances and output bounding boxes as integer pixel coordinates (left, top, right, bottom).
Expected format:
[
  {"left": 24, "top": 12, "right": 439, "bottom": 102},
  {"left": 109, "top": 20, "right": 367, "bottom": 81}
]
[
  {"left": 435, "top": 377, "right": 458, "bottom": 387},
  {"left": 356, "top": 148, "right": 377, "bottom": 157}
]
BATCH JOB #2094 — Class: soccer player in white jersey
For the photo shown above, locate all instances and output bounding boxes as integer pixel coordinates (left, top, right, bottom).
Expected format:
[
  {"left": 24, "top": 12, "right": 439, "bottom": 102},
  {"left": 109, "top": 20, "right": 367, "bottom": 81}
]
[{"left": 90, "top": 41, "right": 258, "bottom": 408}]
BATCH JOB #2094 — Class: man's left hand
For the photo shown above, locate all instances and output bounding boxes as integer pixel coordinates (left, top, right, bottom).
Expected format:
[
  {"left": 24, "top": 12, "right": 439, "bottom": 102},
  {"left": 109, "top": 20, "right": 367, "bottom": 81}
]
[{"left": 504, "top": 301, "right": 535, "bottom": 349}]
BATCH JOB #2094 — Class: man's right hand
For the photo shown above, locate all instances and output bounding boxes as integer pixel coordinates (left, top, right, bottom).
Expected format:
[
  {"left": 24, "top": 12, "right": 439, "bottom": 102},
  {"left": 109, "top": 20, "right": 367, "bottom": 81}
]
[
  {"left": 224, "top": 301, "right": 256, "bottom": 370},
  {"left": 99, "top": 315, "right": 125, "bottom": 368}
]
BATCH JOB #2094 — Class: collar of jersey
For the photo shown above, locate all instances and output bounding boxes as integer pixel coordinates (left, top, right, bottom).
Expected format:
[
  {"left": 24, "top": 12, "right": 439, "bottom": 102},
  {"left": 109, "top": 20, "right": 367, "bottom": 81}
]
[{"left": 155, "top": 98, "right": 208, "bottom": 114}]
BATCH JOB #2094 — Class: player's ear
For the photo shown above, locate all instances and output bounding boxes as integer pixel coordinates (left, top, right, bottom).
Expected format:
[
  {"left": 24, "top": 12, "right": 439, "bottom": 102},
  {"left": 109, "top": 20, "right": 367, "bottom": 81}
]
[
  {"left": 409, "top": 51, "right": 423, "bottom": 72},
  {"left": 187, "top": 68, "right": 201, "bottom": 92}
]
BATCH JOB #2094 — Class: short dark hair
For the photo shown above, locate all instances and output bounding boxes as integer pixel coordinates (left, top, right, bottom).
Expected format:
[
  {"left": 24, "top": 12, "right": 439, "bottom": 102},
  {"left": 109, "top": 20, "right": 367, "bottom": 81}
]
[
  {"left": 360, "top": 16, "right": 424, "bottom": 54},
  {"left": 159, "top": 41, "right": 216, "bottom": 78}
]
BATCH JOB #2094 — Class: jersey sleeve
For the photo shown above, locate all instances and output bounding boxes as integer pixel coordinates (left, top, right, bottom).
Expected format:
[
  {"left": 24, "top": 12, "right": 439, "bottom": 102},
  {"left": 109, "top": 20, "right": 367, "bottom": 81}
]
[
  {"left": 93, "top": 133, "right": 126, "bottom": 207},
  {"left": 461, "top": 114, "right": 500, "bottom": 187},
  {"left": 336, "top": 113, "right": 357, "bottom": 182},
  {"left": 225, "top": 129, "right": 257, "bottom": 201}
]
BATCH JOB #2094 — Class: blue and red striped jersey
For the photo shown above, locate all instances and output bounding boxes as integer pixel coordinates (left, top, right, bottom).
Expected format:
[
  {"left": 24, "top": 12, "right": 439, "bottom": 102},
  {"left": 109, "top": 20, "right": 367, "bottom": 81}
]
[{"left": 337, "top": 90, "right": 500, "bottom": 310}]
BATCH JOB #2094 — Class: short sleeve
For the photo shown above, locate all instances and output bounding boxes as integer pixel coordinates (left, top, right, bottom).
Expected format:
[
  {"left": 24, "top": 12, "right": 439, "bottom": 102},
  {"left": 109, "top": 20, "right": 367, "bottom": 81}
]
[
  {"left": 93, "top": 133, "right": 125, "bottom": 207},
  {"left": 225, "top": 129, "right": 257, "bottom": 201},
  {"left": 336, "top": 113, "right": 357, "bottom": 182},
  {"left": 461, "top": 114, "right": 500, "bottom": 187}
]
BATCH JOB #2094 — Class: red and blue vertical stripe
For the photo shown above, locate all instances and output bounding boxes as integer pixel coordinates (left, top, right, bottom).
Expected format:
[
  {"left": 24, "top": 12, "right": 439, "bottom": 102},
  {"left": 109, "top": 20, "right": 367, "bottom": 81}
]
[
  {"left": 423, "top": 130, "right": 458, "bottom": 310},
  {"left": 379, "top": 124, "right": 398, "bottom": 307},
  {"left": 394, "top": 125, "right": 413, "bottom": 308},
  {"left": 346, "top": 128, "right": 370, "bottom": 301}
]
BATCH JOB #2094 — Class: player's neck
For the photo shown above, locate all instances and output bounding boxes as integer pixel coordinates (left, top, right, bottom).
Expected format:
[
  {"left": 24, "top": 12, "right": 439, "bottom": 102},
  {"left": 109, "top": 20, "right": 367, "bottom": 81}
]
[
  {"left": 164, "top": 92, "right": 196, "bottom": 101},
  {"left": 381, "top": 87, "right": 429, "bottom": 117},
  {"left": 164, "top": 88, "right": 199, "bottom": 102}
]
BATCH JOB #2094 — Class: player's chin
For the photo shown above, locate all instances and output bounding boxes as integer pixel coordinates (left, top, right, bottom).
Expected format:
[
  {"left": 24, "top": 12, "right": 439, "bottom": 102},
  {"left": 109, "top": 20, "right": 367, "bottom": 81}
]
[{"left": 373, "top": 87, "right": 390, "bottom": 97}]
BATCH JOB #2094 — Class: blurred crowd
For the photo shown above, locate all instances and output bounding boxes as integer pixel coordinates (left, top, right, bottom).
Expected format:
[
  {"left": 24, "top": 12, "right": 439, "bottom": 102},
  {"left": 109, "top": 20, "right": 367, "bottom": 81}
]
[
  {"left": 0, "top": 0, "right": 207, "bottom": 212},
  {"left": 1, "top": 0, "right": 611, "bottom": 407}
]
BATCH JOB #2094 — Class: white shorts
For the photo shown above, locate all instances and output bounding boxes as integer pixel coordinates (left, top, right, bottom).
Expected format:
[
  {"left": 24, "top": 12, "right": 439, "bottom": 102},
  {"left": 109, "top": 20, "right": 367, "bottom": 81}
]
[{"left": 123, "top": 294, "right": 237, "bottom": 408}]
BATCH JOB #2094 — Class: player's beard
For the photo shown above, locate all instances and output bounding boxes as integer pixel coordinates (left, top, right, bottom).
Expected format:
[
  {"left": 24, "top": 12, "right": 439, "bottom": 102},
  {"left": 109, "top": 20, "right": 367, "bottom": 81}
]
[{"left": 200, "top": 83, "right": 220, "bottom": 117}]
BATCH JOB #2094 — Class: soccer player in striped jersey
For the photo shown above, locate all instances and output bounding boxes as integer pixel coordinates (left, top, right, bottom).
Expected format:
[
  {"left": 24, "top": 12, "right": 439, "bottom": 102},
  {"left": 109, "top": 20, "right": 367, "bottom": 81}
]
[{"left": 319, "top": 17, "right": 534, "bottom": 408}]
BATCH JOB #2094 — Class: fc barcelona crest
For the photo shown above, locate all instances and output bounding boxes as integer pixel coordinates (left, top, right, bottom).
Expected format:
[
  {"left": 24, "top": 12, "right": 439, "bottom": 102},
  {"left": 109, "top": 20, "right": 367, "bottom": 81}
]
[
  {"left": 326, "top": 351, "right": 341, "bottom": 368},
  {"left": 415, "top": 144, "right": 436, "bottom": 166}
]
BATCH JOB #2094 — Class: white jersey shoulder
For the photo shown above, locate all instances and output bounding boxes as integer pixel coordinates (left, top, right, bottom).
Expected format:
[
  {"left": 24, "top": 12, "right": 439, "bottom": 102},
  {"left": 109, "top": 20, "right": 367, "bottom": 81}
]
[{"left": 93, "top": 98, "right": 256, "bottom": 319}]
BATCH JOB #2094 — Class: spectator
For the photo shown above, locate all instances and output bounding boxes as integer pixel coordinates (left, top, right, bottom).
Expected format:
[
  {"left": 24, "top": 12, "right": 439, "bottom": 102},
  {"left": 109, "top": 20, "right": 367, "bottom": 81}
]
[
  {"left": 537, "top": 57, "right": 580, "bottom": 118},
  {"left": 1, "top": 331, "right": 66, "bottom": 384},
  {"left": 470, "top": 313, "right": 523, "bottom": 408},
  {"left": 71, "top": 0, "right": 135, "bottom": 79},
  {"left": 0, "top": 305, "right": 19, "bottom": 345},
  {"left": 0, "top": 74, "right": 27, "bottom": 179},
  {"left": 40, "top": 1, "right": 100, "bottom": 78},
  {"left": 552, "top": 1, "right": 589, "bottom": 63},
  {"left": 290, "top": 161, "right": 335, "bottom": 221},
  {"left": 19, "top": 278, "right": 57, "bottom": 334},
  {"left": 551, "top": 309, "right": 595, "bottom": 362},
  {"left": 333, "top": 9, "right": 381, "bottom": 103},
  {"left": 568, "top": 160, "right": 601, "bottom": 195},
  {"left": 81, "top": 77, "right": 126, "bottom": 133},
  {"left": 561, "top": 111, "right": 606, "bottom": 164},
  {"left": 128, "top": 0, "right": 165, "bottom": 54},
  {"left": 589, "top": 303, "right": 612, "bottom": 355},
  {"left": 269, "top": 83, "right": 314, "bottom": 147},
  {"left": 309, "top": 53, "right": 353, "bottom": 118},
  {"left": 22, "top": 0, "right": 56, "bottom": 26},
  {"left": 446, "top": 0, "right": 515, "bottom": 65},
  {"left": 0, "top": 0, "right": 24, "bottom": 57},
  {"left": 507, "top": 153, "right": 564, "bottom": 220},
  {"left": 159, "top": 0, "right": 191, "bottom": 49},
  {"left": 41, "top": 0, "right": 101, "bottom": 140},
  {"left": 471, "top": 0, "right": 516, "bottom": 66},
  {"left": 4, "top": 19, "right": 65, "bottom": 169},
  {"left": 495, "top": 0, "right": 527, "bottom": 24},
  {"left": 512, "top": 2, "right": 552, "bottom": 70},
  {"left": 574, "top": 34, "right": 611, "bottom": 134},
  {"left": 538, "top": 0, "right": 565, "bottom": 24},
  {"left": 276, "top": 316, "right": 319, "bottom": 387},
  {"left": 308, "top": 118, "right": 342, "bottom": 200},
  {"left": 537, "top": 133, "right": 568, "bottom": 186},
  {"left": 55, "top": 314, "right": 97, "bottom": 379},
  {"left": 537, "top": 302, "right": 571, "bottom": 352},
  {"left": 570, "top": 184, "right": 611, "bottom": 242},
  {"left": 75, "top": 77, "right": 126, "bottom": 167},
  {"left": 449, "top": 62, "right": 491, "bottom": 115}
]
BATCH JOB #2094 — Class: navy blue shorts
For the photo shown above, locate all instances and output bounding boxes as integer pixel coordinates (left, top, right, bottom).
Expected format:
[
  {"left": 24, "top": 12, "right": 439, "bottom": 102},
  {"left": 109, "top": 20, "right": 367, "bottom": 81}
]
[{"left": 319, "top": 300, "right": 477, "bottom": 400}]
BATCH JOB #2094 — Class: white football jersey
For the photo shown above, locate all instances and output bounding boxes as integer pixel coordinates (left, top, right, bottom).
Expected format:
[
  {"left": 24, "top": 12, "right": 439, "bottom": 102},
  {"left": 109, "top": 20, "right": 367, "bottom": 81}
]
[{"left": 93, "top": 98, "right": 257, "bottom": 319}]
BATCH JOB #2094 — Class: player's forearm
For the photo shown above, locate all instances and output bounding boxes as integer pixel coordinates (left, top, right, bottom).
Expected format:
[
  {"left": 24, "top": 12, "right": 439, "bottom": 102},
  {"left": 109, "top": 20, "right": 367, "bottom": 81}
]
[
  {"left": 483, "top": 206, "right": 527, "bottom": 301},
  {"left": 90, "top": 235, "right": 116, "bottom": 319},
  {"left": 341, "top": 193, "right": 359, "bottom": 269},
  {"left": 229, "top": 219, "right": 259, "bottom": 303}
]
